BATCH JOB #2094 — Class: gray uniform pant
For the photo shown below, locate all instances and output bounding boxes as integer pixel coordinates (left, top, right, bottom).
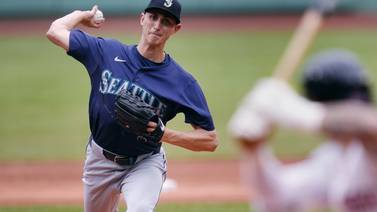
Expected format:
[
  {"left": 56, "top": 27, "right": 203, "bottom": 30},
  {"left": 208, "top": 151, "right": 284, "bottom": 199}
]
[{"left": 83, "top": 139, "right": 167, "bottom": 212}]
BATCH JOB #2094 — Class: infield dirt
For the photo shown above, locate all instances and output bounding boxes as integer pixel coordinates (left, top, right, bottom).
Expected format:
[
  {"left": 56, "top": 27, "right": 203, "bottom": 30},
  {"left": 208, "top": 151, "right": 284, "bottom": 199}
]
[{"left": 0, "top": 159, "right": 249, "bottom": 205}]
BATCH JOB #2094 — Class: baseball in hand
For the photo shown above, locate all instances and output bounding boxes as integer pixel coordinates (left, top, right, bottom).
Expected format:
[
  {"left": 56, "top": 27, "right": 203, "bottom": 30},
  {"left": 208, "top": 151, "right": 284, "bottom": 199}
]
[{"left": 94, "top": 9, "right": 104, "bottom": 23}]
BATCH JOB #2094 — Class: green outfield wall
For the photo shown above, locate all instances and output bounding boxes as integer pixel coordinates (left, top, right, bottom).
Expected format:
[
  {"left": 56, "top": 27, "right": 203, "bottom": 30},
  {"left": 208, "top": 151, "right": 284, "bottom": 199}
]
[{"left": 0, "top": 0, "right": 376, "bottom": 18}]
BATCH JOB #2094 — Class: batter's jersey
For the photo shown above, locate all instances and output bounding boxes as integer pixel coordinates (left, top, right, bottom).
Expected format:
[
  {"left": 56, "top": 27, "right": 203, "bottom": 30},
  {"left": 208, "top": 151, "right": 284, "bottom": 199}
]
[
  {"left": 248, "top": 141, "right": 377, "bottom": 212},
  {"left": 67, "top": 29, "right": 215, "bottom": 156}
]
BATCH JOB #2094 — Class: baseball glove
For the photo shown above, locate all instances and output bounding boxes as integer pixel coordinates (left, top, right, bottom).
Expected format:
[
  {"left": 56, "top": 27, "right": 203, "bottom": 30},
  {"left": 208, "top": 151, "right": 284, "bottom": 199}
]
[{"left": 114, "top": 90, "right": 165, "bottom": 146}]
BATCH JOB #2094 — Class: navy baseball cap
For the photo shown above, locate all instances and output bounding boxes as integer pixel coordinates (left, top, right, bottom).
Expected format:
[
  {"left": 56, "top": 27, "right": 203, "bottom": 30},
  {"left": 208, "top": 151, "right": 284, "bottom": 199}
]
[{"left": 144, "top": 0, "right": 182, "bottom": 24}]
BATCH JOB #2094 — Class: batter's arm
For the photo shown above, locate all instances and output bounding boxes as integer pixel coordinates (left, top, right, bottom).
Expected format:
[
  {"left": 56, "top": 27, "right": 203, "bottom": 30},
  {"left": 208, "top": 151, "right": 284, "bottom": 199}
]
[
  {"left": 46, "top": 5, "right": 103, "bottom": 51},
  {"left": 161, "top": 125, "right": 218, "bottom": 152},
  {"left": 322, "top": 102, "right": 377, "bottom": 144}
]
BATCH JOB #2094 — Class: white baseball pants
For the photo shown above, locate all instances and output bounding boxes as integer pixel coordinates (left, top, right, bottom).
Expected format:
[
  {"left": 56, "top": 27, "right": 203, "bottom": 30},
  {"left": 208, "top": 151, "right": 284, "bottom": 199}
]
[{"left": 83, "top": 139, "right": 167, "bottom": 212}]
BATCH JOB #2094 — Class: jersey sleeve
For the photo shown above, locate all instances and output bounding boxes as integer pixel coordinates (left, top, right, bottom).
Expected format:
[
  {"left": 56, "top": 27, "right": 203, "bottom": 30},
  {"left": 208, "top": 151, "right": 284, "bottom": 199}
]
[
  {"left": 67, "top": 29, "right": 103, "bottom": 75},
  {"left": 180, "top": 80, "right": 215, "bottom": 131}
]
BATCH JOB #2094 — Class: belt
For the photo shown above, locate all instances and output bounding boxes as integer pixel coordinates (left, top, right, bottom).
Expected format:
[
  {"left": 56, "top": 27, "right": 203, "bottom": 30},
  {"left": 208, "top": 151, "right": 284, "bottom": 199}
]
[
  {"left": 102, "top": 148, "right": 160, "bottom": 166},
  {"left": 102, "top": 149, "right": 139, "bottom": 166}
]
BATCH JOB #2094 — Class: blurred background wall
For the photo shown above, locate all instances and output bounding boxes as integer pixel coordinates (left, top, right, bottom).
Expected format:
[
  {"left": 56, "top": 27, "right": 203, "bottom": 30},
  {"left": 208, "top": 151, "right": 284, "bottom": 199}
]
[{"left": 0, "top": 0, "right": 376, "bottom": 18}]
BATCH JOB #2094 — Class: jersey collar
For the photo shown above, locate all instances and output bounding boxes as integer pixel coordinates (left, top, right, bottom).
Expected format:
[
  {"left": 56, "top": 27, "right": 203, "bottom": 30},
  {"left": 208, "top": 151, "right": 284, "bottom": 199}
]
[{"left": 131, "top": 45, "right": 171, "bottom": 71}]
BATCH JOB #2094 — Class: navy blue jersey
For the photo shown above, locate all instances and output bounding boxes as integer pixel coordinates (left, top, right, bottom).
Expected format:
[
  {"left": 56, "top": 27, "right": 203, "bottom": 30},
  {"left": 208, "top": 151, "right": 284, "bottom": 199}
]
[{"left": 67, "top": 29, "right": 214, "bottom": 156}]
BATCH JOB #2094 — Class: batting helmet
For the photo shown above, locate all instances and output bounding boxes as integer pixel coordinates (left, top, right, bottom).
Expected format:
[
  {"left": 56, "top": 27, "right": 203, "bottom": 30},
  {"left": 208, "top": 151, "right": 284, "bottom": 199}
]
[{"left": 302, "top": 49, "right": 372, "bottom": 103}]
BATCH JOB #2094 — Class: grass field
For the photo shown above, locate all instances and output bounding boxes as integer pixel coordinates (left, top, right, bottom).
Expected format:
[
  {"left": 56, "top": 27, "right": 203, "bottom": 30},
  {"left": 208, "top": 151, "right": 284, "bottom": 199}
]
[
  {"left": 0, "top": 29, "right": 376, "bottom": 161},
  {"left": 0, "top": 203, "right": 250, "bottom": 212}
]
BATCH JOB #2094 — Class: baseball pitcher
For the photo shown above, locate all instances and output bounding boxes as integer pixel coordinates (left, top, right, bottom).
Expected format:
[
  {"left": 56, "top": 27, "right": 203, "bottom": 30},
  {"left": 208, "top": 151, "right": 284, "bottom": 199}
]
[{"left": 46, "top": 0, "right": 218, "bottom": 211}]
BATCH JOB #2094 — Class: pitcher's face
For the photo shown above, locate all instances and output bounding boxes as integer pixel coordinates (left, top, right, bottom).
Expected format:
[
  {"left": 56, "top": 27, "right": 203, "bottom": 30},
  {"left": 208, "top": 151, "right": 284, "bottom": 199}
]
[{"left": 140, "top": 11, "right": 181, "bottom": 46}]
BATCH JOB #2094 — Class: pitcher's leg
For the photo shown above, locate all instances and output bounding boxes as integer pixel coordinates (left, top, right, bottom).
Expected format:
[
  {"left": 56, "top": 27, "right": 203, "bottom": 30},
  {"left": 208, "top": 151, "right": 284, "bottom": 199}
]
[
  {"left": 84, "top": 182, "right": 121, "bottom": 212},
  {"left": 83, "top": 140, "right": 124, "bottom": 212},
  {"left": 122, "top": 152, "right": 167, "bottom": 212}
]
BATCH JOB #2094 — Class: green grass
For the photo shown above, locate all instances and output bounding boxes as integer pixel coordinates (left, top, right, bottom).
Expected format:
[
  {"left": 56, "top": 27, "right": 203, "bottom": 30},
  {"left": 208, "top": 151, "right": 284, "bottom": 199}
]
[
  {"left": 0, "top": 203, "right": 250, "bottom": 212},
  {"left": 0, "top": 29, "right": 376, "bottom": 161}
]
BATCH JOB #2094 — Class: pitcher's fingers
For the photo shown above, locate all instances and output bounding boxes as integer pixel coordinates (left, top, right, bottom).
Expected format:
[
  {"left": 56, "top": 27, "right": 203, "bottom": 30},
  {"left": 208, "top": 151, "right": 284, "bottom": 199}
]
[
  {"left": 90, "top": 5, "right": 98, "bottom": 15},
  {"left": 147, "top": 121, "right": 157, "bottom": 128},
  {"left": 93, "top": 19, "right": 105, "bottom": 28}
]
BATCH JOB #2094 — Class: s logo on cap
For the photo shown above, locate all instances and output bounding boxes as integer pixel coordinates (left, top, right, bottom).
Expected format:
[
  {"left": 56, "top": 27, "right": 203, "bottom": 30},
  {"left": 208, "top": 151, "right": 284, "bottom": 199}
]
[{"left": 164, "top": 0, "right": 173, "bottom": 7}]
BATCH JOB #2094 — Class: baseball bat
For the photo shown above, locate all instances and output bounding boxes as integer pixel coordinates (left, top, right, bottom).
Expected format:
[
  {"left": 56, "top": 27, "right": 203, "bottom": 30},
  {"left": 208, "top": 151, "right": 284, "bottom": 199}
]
[{"left": 273, "top": 0, "right": 338, "bottom": 81}]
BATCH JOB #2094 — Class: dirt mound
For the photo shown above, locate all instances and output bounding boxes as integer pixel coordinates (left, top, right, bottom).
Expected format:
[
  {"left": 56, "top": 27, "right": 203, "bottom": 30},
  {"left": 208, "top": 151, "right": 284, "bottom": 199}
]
[{"left": 0, "top": 159, "right": 248, "bottom": 206}]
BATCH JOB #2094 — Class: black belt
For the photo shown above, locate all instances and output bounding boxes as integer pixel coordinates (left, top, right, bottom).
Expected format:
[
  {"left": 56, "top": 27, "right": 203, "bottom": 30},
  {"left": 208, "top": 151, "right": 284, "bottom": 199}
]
[
  {"left": 102, "top": 149, "right": 139, "bottom": 166},
  {"left": 102, "top": 148, "right": 160, "bottom": 166}
]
